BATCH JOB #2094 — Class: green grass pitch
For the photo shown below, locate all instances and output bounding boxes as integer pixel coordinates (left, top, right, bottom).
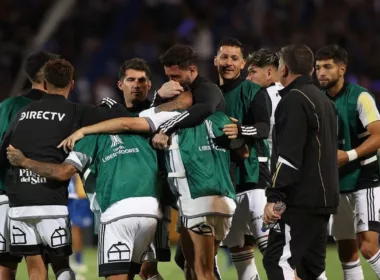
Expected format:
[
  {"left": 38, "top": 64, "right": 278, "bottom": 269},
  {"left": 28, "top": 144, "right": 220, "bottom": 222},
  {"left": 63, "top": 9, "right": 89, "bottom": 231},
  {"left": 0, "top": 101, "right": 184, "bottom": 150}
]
[{"left": 15, "top": 246, "right": 378, "bottom": 279}]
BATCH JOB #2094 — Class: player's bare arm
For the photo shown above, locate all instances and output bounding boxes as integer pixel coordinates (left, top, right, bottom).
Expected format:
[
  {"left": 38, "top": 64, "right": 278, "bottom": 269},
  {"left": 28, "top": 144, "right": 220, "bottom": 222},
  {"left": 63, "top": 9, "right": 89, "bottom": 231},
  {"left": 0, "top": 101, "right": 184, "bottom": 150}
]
[
  {"left": 58, "top": 117, "right": 152, "bottom": 152},
  {"left": 338, "top": 92, "right": 380, "bottom": 167},
  {"left": 338, "top": 120, "right": 380, "bottom": 167},
  {"left": 155, "top": 91, "right": 193, "bottom": 112},
  {"left": 7, "top": 145, "right": 76, "bottom": 181}
]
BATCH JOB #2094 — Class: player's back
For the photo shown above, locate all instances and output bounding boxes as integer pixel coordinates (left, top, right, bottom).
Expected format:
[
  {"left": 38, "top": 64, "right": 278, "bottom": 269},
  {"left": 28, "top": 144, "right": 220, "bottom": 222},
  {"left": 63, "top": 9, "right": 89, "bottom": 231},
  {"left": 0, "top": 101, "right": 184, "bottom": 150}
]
[
  {"left": 7, "top": 94, "right": 81, "bottom": 207},
  {"left": 174, "top": 111, "right": 236, "bottom": 199},
  {"left": 72, "top": 133, "right": 161, "bottom": 213}
]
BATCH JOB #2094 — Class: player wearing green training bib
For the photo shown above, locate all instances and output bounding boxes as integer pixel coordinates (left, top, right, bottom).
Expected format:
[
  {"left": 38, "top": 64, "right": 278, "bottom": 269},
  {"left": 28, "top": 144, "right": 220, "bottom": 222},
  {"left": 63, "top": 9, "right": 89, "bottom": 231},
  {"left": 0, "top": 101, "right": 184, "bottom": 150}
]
[
  {"left": 316, "top": 45, "right": 380, "bottom": 280},
  {"left": 166, "top": 111, "right": 249, "bottom": 279},
  {"left": 6, "top": 108, "right": 179, "bottom": 279}
]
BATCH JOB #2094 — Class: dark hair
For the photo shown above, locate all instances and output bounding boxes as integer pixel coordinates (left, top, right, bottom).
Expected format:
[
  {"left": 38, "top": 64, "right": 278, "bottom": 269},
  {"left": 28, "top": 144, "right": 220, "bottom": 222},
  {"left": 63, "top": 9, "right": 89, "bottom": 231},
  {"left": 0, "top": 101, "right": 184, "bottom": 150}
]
[
  {"left": 118, "top": 58, "right": 151, "bottom": 80},
  {"left": 24, "top": 51, "right": 59, "bottom": 83},
  {"left": 246, "top": 48, "right": 279, "bottom": 68},
  {"left": 315, "top": 45, "right": 348, "bottom": 65},
  {"left": 43, "top": 59, "right": 74, "bottom": 88},
  {"left": 159, "top": 44, "right": 198, "bottom": 69},
  {"left": 279, "top": 44, "right": 314, "bottom": 75},
  {"left": 217, "top": 37, "right": 244, "bottom": 56}
]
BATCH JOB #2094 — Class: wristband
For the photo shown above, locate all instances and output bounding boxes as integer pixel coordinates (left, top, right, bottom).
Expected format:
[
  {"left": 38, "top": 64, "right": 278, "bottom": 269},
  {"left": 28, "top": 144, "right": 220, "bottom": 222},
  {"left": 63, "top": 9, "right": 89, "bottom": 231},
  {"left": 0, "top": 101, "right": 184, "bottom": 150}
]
[
  {"left": 236, "top": 123, "right": 243, "bottom": 136},
  {"left": 346, "top": 149, "right": 358, "bottom": 162}
]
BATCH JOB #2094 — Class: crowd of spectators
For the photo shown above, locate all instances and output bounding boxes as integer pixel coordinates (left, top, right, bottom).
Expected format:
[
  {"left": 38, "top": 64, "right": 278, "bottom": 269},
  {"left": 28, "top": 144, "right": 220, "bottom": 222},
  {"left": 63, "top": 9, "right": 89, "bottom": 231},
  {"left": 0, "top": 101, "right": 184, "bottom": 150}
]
[{"left": 1, "top": 0, "right": 380, "bottom": 103}]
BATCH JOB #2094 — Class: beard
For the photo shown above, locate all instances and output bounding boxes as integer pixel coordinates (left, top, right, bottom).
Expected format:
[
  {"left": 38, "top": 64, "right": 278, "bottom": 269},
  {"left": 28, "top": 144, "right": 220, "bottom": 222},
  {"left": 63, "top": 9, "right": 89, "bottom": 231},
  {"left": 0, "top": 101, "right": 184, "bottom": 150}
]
[{"left": 319, "top": 78, "right": 339, "bottom": 90}]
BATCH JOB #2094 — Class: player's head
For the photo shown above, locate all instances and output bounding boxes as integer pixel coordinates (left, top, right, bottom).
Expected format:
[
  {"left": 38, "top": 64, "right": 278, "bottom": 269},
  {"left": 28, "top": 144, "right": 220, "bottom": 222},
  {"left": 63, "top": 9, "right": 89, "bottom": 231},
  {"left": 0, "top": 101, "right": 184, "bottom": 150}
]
[
  {"left": 214, "top": 37, "right": 245, "bottom": 81},
  {"left": 160, "top": 44, "right": 198, "bottom": 87},
  {"left": 315, "top": 45, "right": 347, "bottom": 90},
  {"left": 278, "top": 44, "right": 314, "bottom": 86},
  {"left": 246, "top": 49, "right": 279, "bottom": 87},
  {"left": 42, "top": 59, "right": 74, "bottom": 97},
  {"left": 24, "top": 51, "right": 59, "bottom": 85},
  {"left": 118, "top": 58, "right": 152, "bottom": 107}
]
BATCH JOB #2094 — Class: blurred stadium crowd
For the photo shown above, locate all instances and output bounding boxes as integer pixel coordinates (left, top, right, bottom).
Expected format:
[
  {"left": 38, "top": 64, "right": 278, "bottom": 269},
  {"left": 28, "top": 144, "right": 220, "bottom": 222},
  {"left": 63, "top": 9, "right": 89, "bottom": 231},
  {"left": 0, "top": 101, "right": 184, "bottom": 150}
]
[{"left": 1, "top": 0, "right": 380, "bottom": 102}]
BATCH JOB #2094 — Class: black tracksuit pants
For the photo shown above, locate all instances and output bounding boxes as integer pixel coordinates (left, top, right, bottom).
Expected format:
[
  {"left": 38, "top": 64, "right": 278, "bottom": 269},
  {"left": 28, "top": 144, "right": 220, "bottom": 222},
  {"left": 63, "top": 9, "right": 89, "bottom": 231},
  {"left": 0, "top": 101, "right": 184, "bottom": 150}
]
[{"left": 263, "top": 211, "right": 330, "bottom": 280}]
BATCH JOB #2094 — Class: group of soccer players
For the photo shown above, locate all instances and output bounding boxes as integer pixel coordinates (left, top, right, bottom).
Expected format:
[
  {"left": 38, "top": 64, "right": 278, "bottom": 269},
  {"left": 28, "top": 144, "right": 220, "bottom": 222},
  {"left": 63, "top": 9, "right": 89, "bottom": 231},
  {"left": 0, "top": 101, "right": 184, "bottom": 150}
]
[{"left": 0, "top": 37, "right": 379, "bottom": 280}]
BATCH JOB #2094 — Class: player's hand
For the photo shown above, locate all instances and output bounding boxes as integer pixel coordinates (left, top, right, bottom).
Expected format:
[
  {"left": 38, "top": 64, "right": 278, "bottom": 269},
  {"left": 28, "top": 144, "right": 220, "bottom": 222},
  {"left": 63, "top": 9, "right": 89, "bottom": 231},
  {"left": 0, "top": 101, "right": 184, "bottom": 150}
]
[
  {"left": 152, "top": 130, "right": 170, "bottom": 150},
  {"left": 223, "top": 123, "right": 239, "bottom": 139},
  {"left": 337, "top": 150, "right": 349, "bottom": 167},
  {"left": 263, "top": 202, "right": 282, "bottom": 225},
  {"left": 6, "top": 145, "right": 26, "bottom": 167},
  {"left": 158, "top": 81, "right": 184, "bottom": 99},
  {"left": 58, "top": 129, "right": 85, "bottom": 153}
]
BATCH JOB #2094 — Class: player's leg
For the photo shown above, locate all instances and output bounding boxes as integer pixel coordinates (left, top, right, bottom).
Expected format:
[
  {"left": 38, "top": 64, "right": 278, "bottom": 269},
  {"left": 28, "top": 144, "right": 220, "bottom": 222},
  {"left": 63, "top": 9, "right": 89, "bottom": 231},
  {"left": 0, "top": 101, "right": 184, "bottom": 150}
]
[
  {"left": 0, "top": 199, "right": 21, "bottom": 280},
  {"left": 35, "top": 216, "right": 74, "bottom": 280},
  {"left": 355, "top": 187, "right": 380, "bottom": 277},
  {"left": 174, "top": 241, "right": 185, "bottom": 270},
  {"left": 248, "top": 189, "right": 268, "bottom": 254},
  {"left": 69, "top": 198, "right": 93, "bottom": 276},
  {"left": 179, "top": 216, "right": 217, "bottom": 280},
  {"left": 140, "top": 206, "right": 171, "bottom": 280},
  {"left": 140, "top": 262, "right": 163, "bottom": 280},
  {"left": 224, "top": 191, "right": 260, "bottom": 280},
  {"left": 176, "top": 224, "right": 222, "bottom": 280},
  {"left": 332, "top": 193, "right": 364, "bottom": 280},
  {"left": 248, "top": 189, "right": 269, "bottom": 280},
  {"left": 181, "top": 215, "right": 231, "bottom": 280},
  {"left": 9, "top": 218, "right": 47, "bottom": 279},
  {"left": 0, "top": 261, "right": 18, "bottom": 280}
]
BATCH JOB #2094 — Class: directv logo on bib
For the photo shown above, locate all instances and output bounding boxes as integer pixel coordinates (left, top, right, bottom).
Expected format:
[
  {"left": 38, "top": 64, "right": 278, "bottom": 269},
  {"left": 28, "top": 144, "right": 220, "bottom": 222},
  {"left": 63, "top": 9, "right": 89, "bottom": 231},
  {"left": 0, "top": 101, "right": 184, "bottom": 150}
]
[{"left": 19, "top": 111, "right": 66, "bottom": 121}]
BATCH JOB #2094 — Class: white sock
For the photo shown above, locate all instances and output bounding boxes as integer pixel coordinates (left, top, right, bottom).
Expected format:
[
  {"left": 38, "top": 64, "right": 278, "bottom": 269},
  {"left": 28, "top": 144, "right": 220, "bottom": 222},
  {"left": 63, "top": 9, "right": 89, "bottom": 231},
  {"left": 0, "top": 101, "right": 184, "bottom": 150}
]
[
  {"left": 231, "top": 250, "right": 260, "bottom": 280},
  {"left": 316, "top": 270, "right": 327, "bottom": 280},
  {"left": 341, "top": 259, "right": 364, "bottom": 280},
  {"left": 56, "top": 269, "right": 76, "bottom": 280},
  {"left": 367, "top": 249, "right": 380, "bottom": 277},
  {"left": 147, "top": 273, "right": 164, "bottom": 280}
]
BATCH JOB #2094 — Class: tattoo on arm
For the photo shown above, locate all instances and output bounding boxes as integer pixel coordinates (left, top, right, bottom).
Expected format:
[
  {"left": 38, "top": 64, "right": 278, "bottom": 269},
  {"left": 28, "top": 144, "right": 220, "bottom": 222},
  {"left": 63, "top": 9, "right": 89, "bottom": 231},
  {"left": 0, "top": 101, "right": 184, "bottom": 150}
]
[
  {"left": 157, "top": 100, "right": 186, "bottom": 112},
  {"left": 156, "top": 91, "right": 192, "bottom": 112},
  {"left": 23, "top": 159, "right": 75, "bottom": 181}
]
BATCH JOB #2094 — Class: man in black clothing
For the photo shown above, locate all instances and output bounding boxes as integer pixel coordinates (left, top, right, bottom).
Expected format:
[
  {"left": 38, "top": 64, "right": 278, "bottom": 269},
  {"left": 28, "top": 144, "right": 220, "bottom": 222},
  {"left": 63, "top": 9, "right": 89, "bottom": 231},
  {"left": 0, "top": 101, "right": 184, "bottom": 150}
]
[
  {"left": 262, "top": 44, "right": 339, "bottom": 280},
  {"left": 150, "top": 44, "right": 225, "bottom": 149}
]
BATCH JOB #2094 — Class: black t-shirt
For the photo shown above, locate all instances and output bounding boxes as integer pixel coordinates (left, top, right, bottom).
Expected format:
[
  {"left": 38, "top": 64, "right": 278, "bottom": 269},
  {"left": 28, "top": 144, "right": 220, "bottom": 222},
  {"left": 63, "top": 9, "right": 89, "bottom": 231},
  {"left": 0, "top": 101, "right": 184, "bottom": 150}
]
[
  {"left": 2, "top": 94, "right": 131, "bottom": 207},
  {"left": 152, "top": 75, "right": 225, "bottom": 134}
]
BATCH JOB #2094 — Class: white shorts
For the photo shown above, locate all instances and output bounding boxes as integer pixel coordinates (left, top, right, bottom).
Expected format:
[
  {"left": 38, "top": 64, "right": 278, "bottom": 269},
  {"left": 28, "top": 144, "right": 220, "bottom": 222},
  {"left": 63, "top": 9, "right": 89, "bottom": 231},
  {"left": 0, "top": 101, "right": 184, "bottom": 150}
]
[
  {"left": 9, "top": 216, "right": 72, "bottom": 257},
  {"left": 143, "top": 206, "right": 171, "bottom": 262},
  {"left": 0, "top": 197, "right": 10, "bottom": 255},
  {"left": 222, "top": 189, "right": 268, "bottom": 251},
  {"left": 98, "top": 217, "right": 157, "bottom": 277},
  {"left": 331, "top": 187, "right": 380, "bottom": 240},
  {"left": 176, "top": 214, "right": 232, "bottom": 242}
]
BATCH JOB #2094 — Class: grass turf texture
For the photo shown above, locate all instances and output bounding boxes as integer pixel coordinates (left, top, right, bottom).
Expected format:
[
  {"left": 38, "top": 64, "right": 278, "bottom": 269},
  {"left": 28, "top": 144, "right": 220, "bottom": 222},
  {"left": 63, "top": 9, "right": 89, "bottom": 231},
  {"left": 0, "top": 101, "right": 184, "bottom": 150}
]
[{"left": 15, "top": 245, "right": 378, "bottom": 279}]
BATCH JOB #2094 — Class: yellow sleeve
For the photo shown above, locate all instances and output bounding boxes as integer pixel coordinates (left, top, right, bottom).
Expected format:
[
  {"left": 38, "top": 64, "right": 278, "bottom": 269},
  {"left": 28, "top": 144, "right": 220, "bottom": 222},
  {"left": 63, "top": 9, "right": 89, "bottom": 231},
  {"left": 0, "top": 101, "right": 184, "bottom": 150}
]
[
  {"left": 73, "top": 174, "right": 86, "bottom": 199},
  {"left": 357, "top": 92, "right": 380, "bottom": 128}
]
